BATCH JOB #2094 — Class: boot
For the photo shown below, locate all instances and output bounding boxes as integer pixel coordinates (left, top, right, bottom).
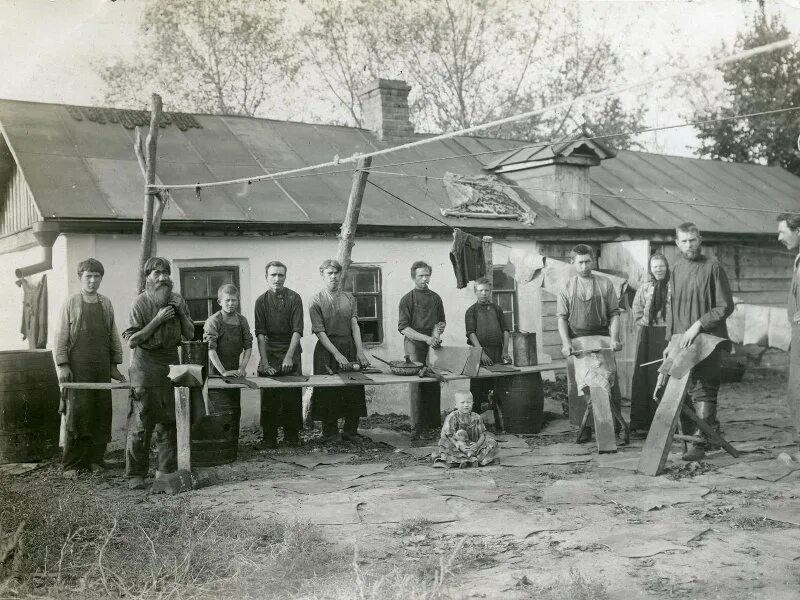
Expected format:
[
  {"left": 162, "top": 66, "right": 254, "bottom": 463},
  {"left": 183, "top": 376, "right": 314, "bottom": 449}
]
[
  {"left": 682, "top": 401, "right": 715, "bottom": 461},
  {"left": 682, "top": 443, "right": 706, "bottom": 461}
]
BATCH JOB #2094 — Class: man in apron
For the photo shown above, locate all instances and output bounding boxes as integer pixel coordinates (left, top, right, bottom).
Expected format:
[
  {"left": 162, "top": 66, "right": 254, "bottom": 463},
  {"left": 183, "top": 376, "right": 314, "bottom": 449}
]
[
  {"left": 398, "top": 260, "right": 446, "bottom": 435},
  {"left": 666, "top": 223, "right": 734, "bottom": 461},
  {"left": 55, "top": 258, "right": 126, "bottom": 477},
  {"left": 255, "top": 261, "right": 304, "bottom": 448},
  {"left": 778, "top": 214, "right": 800, "bottom": 462},
  {"left": 557, "top": 244, "right": 624, "bottom": 444},
  {"left": 122, "top": 257, "right": 195, "bottom": 490}
]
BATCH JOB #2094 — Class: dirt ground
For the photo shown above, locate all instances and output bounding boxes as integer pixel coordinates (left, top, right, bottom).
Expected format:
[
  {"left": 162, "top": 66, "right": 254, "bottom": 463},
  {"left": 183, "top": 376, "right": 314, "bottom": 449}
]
[{"left": 2, "top": 369, "right": 799, "bottom": 599}]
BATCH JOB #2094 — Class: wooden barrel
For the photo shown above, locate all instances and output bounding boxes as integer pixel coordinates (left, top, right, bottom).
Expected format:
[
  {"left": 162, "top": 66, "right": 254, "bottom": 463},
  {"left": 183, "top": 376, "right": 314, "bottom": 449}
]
[
  {"left": 512, "top": 332, "right": 538, "bottom": 367},
  {"left": 0, "top": 350, "right": 60, "bottom": 464},
  {"left": 495, "top": 373, "right": 544, "bottom": 434},
  {"left": 190, "top": 389, "right": 240, "bottom": 467}
]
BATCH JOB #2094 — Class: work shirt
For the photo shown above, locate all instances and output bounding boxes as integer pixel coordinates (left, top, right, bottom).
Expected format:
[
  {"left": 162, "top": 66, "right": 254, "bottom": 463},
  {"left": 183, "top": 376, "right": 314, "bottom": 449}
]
[
  {"left": 465, "top": 302, "right": 508, "bottom": 348},
  {"left": 398, "top": 288, "right": 446, "bottom": 336},
  {"left": 556, "top": 274, "right": 620, "bottom": 338},
  {"left": 55, "top": 292, "right": 123, "bottom": 366},
  {"left": 254, "top": 288, "right": 303, "bottom": 353},
  {"left": 309, "top": 289, "right": 357, "bottom": 338},
  {"left": 665, "top": 255, "right": 734, "bottom": 339},
  {"left": 123, "top": 292, "right": 191, "bottom": 387}
]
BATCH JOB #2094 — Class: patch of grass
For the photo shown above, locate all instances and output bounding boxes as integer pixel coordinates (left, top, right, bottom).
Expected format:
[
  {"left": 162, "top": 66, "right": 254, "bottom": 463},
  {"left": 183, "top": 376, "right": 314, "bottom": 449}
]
[
  {"left": 523, "top": 568, "right": 610, "bottom": 600},
  {"left": 0, "top": 472, "right": 345, "bottom": 599},
  {"left": 395, "top": 517, "right": 433, "bottom": 536}
]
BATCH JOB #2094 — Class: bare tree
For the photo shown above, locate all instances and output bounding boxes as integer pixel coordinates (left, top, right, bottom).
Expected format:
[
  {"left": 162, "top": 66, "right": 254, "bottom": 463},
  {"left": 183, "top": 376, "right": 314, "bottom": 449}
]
[
  {"left": 98, "top": 0, "right": 299, "bottom": 116},
  {"left": 301, "top": 0, "right": 645, "bottom": 146}
]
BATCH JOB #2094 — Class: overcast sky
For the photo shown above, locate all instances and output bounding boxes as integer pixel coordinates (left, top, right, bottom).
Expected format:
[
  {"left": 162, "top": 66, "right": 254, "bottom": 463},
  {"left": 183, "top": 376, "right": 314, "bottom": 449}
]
[{"left": 2, "top": 0, "right": 800, "bottom": 156}]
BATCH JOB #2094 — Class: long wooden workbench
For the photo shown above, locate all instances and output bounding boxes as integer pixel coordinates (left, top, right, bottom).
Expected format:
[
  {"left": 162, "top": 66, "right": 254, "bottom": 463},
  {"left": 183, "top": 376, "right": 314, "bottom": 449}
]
[
  {"left": 60, "top": 361, "right": 566, "bottom": 390},
  {"left": 60, "top": 360, "right": 566, "bottom": 472}
]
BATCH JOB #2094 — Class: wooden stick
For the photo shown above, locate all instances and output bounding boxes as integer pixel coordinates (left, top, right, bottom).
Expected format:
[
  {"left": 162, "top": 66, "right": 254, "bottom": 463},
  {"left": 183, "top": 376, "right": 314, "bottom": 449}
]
[
  {"left": 174, "top": 386, "right": 192, "bottom": 472},
  {"left": 639, "top": 358, "right": 664, "bottom": 367},
  {"left": 482, "top": 236, "right": 493, "bottom": 290},
  {"left": 136, "top": 93, "right": 162, "bottom": 294},
  {"left": 336, "top": 156, "right": 372, "bottom": 290}
]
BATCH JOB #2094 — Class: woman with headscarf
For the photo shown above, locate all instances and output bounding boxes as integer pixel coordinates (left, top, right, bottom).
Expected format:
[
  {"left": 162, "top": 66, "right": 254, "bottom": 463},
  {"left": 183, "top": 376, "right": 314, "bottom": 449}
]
[
  {"left": 629, "top": 253, "right": 671, "bottom": 433},
  {"left": 309, "top": 259, "right": 370, "bottom": 442}
]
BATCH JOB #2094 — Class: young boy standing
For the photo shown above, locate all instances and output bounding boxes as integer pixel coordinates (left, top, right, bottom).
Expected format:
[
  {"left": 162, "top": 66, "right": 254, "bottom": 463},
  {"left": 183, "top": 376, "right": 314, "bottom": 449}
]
[
  {"left": 55, "top": 258, "right": 126, "bottom": 478},
  {"left": 464, "top": 277, "right": 512, "bottom": 412},
  {"left": 204, "top": 284, "right": 253, "bottom": 379}
]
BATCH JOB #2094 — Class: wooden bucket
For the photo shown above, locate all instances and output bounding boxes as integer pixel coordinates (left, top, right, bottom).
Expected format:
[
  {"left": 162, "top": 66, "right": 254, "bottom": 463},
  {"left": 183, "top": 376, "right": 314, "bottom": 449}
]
[
  {"left": 0, "top": 349, "right": 60, "bottom": 464},
  {"left": 190, "top": 389, "right": 240, "bottom": 467}
]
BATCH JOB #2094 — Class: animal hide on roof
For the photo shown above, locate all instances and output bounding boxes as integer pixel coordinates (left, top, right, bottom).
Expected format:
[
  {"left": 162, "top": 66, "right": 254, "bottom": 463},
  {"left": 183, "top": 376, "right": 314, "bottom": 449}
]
[{"left": 441, "top": 172, "right": 536, "bottom": 225}]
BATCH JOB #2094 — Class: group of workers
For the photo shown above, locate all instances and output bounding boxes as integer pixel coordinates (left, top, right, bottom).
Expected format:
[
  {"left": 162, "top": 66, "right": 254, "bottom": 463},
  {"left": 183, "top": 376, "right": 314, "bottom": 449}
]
[{"left": 53, "top": 216, "right": 800, "bottom": 487}]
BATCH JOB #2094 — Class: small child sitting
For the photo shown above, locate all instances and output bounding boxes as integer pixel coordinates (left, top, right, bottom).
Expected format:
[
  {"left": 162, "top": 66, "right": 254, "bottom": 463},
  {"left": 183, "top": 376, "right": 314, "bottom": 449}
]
[{"left": 434, "top": 392, "right": 498, "bottom": 467}]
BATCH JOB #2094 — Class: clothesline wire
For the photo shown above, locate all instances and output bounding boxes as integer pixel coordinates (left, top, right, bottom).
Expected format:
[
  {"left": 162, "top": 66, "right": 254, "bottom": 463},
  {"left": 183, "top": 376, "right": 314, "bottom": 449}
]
[
  {"left": 151, "top": 36, "right": 799, "bottom": 192},
  {"left": 366, "top": 180, "right": 513, "bottom": 249},
  {"left": 363, "top": 169, "right": 800, "bottom": 216}
]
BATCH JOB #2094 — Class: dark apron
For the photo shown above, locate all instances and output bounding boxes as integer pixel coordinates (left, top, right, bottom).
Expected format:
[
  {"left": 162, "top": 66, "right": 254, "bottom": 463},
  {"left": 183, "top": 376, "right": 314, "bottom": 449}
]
[
  {"left": 312, "top": 334, "right": 367, "bottom": 422},
  {"left": 208, "top": 319, "right": 243, "bottom": 418},
  {"left": 405, "top": 338, "right": 441, "bottom": 430},
  {"left": 66, "top": 300, "right": 112, "bottom": 442},
  {"left": 568, "top": 278, "right": 608, "bottom": 338}
]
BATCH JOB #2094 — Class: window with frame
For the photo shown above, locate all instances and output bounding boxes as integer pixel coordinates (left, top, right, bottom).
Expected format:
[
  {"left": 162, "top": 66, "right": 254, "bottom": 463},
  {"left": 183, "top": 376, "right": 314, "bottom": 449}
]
[
  {"left": 493, "top": 266, "right": 519, "bottom": 332},
  {"left": 180, "top": 266, "right": 240, "bottom": 340},
  {"left": 342, "top": 266, "right": 383, "bottom": 345}
]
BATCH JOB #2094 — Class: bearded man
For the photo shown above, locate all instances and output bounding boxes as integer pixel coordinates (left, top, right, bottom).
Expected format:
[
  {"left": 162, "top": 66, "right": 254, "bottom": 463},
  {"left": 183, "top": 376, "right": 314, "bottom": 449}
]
[
  {"left": 666, "top": 222, "right": 734, "bottom": 461},
  {"left": 122, "top": 257, "right": 194, "bottom": 489}
]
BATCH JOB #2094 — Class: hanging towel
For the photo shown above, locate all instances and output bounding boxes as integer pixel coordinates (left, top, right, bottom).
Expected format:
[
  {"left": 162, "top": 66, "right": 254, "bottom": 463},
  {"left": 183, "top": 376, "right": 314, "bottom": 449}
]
[
  {"left": 505, "top": 248, "right": 545, "bottom": 284},
  {"left": 726, "top": 303, "right": 746, "bottom": 345},
  {"left": 742, "top": 304, "right": 770, "bottom": 346},
  {"left": 18, "top": 274, "right": 48, "bottom": 349},
  {"left": 768, "top": 306, "right": 791, "bottom": 351},
  {"left": 536, "top": 258, "right": 628, "bottom": 300},
  {"left": 449, "top": 228, "right": 485, "bottom": 289}
]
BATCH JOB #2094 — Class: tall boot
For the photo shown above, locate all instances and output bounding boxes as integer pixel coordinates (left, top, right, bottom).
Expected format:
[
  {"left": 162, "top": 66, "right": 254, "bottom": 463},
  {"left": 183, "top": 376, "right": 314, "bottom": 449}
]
[{"left": 682, "top": 400, "right": 715, "bottom": 461}]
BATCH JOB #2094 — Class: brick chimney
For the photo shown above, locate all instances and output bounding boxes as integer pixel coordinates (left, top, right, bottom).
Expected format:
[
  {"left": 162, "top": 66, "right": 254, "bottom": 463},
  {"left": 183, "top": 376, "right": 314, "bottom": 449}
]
[{"left": 358, "top": 79, "right": 415, "bottom": 141}]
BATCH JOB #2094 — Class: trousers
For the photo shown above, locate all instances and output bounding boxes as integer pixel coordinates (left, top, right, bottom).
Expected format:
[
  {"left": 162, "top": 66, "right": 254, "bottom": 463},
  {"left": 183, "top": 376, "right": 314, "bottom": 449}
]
[{"left": 125, "top": 386, "right": 177, "bottom": 477}]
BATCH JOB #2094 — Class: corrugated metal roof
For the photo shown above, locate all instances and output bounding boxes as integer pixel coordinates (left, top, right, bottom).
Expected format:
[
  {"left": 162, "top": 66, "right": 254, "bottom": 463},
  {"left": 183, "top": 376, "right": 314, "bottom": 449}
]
[{"left": 1, "top": 99, "right": 798, "bottom": 234}]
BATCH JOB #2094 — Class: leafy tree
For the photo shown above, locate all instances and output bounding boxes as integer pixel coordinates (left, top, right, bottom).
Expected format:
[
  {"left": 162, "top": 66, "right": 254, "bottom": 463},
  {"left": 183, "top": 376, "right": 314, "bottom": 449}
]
[
  {"left": 692, "top": 12, "right": 800, "bottom": 174},
  {"left": 300, "top": 0, "right": 645, "bottom": 146},
  {"left": 98, "top": 0, "right": 299, "bottom": 116}
]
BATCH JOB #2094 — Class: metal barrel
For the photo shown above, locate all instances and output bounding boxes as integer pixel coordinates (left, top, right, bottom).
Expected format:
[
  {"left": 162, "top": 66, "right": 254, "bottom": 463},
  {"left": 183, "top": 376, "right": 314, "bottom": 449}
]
[
  {"left": 190, "top": 389, "right": 241, "bottom": 467},
  {"left": 495, "top": 373, "right": 544, "bottom": 434},
  {"left": 0, "top": 350, "right": 60, "bottom": 463}
]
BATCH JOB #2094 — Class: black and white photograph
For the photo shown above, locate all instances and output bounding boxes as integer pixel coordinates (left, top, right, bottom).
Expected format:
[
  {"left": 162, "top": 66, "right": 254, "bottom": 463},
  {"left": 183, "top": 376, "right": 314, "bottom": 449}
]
[{"left": 0, "top": 0, "right": 799, "bottom": 597}]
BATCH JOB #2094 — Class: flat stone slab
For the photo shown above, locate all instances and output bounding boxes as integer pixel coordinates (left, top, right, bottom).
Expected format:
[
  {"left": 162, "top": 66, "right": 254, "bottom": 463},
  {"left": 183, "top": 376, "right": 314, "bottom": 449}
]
[
  {"left": 429, "top": 477, "right": 502, "bottom": 503},
  {"left": 361, "top": 428, "right": 413, "bottom": 448},
  {"left": 495, "top": 434, "right": 530, "bottom": 449},
  {"left": 271, "top": 477, "right": 362, "bottom": 495},
  {"left": 717, "top": 458, "right": 800, "bottom": 482},
  {"left": 591, "top": 523, "right": 711, "bottom": 558},
  {"left": 295, "top": 496, "right": 361, "bottom": 524},
  {"left": 375, "top": 466, "right": 443, "bottom": 482},
  {"left": 0, "top": 463, "right": 42, "bottom": 476},
  {"left": 538, "top": 419, "right": 577, "bottom": 436},
  {"left": 399, "top": 446, "right": 437, "bottom": 459},
  {"left": 443, "top": 499, "right": 579, "bottom": 538},
  {"left": 765, "top": 503, "right": 800, "bottom": 527},
  {"left": 594, "top": 452, "right": 640, "bottom": 471},
  {"left": 499, "top": 454, "right": 590, "bottom": 467},
  {"left": 271, "top": 453, "right": 356, "bottom": 469},
  {"left": 357, "top": 492, "right": 458, "bottom": 524},
  {"left": 311, "top": 463, "right": 389, "bottom": 481},
  {"left": 533, "top": 442, "right": 591, "bottom": 456}
]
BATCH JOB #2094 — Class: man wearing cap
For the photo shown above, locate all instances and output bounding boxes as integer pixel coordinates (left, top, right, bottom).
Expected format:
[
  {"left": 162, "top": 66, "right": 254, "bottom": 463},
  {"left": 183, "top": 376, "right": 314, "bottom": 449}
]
[{"left": 123, "top": 257, "right": 194, "bottom": 489}]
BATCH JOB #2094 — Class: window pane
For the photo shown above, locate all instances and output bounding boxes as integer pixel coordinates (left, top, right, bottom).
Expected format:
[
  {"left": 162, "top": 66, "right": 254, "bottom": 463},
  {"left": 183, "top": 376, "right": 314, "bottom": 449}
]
[
  {"left": 187, "top": 299, "right": 208, "bottom": 320},
  {"left": 356, "top": 296, "right": 376, "bottom": 318},
  {"left": 355, "top": 270, "right": 378, "bottom": 293},
  {"left": 208, "top": 270, "right": 235, "bottom": 296},
  {"left": 495, "top": 292, "right": 513, "bottom": 312},
  {"left": 183, "top": 273, "right": 208, "bottom": 300},
  {"left": 360, "top": 321, "right": 379, "bottom": 343},
  {"left": 493, "top": 268, "right": 515, "bottom": 292}
]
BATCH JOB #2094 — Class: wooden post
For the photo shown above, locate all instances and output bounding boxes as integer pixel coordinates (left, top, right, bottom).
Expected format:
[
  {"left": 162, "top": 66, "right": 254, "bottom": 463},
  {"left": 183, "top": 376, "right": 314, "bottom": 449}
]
[
  {"left": 136, "top": 93, "right": 163, "bottom": 294},
  {"left": 482, "top": 236, "right": 493, "bottom": 289},
  {"left": 336, "top": 157, "right": 372, "bottom": 290},
  {"left": 174, "top": 386, "right": 192, "bottom": 472}
]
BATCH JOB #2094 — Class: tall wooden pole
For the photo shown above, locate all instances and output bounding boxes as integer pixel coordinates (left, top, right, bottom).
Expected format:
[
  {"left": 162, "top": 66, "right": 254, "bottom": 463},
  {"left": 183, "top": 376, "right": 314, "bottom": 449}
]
[
  {"left": 482, "top": 235, "right": 494, "bottom": 290},
  {"left": 336, "top": 157, "right": 372, "bottom": 290},
  {"left": 136, "top": 93, "right": 163, "bottom": 294}
]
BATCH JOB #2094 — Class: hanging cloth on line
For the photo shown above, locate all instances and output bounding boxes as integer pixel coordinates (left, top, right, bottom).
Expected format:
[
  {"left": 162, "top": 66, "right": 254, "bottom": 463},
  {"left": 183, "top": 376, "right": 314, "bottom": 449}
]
[{"left": 449, "top": 228, "right": 486, "bottom": 289}]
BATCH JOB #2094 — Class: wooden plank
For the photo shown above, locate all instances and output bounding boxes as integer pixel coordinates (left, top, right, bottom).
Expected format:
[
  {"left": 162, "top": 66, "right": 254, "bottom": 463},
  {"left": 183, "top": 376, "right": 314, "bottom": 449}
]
[
  {"left": 589, "top": 387, "right": 617, "bottom": 453},
  {"left": 174, "top": 387, "right": 192, "bottom": 472},
  {"left": 60, "top": 361, "right": 569, "bottom": 391},
  {"left": 637, "top": 371, "right": 692, "bottom": 476}
]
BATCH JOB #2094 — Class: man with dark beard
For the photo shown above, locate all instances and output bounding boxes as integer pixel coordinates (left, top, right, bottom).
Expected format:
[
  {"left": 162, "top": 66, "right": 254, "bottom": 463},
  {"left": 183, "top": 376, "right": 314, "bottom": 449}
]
[
  {"left": 665, "top": 222, "right": 734, "bottom": 462},
  {"left": 122, "top": 257, "right": 194, "bottom": 489}
]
